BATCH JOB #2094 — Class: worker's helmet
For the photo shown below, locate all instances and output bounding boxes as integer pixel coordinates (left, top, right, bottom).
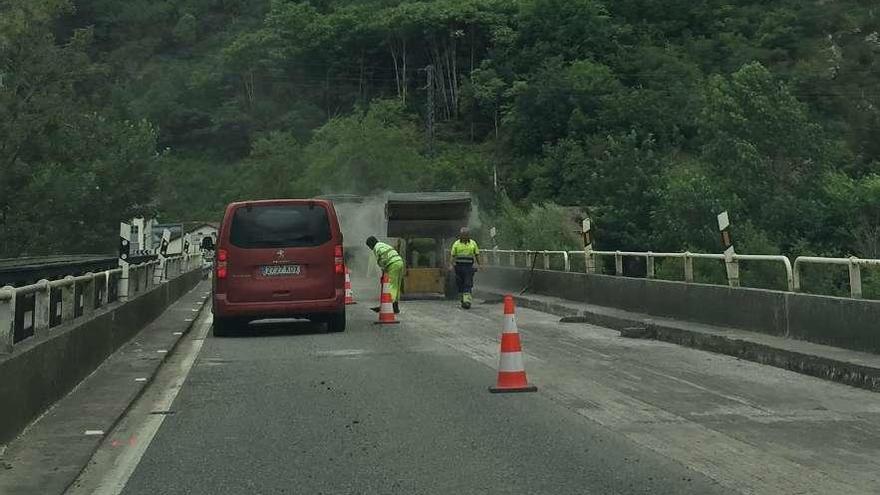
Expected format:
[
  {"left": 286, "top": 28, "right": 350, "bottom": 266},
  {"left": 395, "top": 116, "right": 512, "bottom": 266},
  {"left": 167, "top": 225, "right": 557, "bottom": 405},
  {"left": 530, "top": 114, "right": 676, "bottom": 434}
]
[{"left": 365, "top": 236, "right": 378, "bottom": 249}]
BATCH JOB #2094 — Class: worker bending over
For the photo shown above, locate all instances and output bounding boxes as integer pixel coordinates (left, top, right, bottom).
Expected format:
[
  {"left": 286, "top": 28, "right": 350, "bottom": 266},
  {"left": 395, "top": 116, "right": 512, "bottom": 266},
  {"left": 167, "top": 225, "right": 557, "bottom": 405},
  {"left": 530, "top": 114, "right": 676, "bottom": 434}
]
[
  {"left": 450, "top": 227, "right": 480, "bottom": 309},
  {"left": 366, "top": 236, "right": 403, "bottom": 314}
]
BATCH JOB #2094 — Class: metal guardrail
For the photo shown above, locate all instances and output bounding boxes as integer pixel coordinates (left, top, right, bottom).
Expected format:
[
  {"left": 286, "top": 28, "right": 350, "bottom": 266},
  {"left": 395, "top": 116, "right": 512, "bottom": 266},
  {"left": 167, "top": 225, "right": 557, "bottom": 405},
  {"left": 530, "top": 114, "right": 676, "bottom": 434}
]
[
  {"left": 0, "top": 253, "right": 159, "bottom": 287},
  {"left": 486, "top": 248, "right": 880, "bottom": 299},
  {"left": 489, "top": 250, "right": 571, "bottom": 272},
  {"left": 793, "top": 256, "right": 880, "bottom": 299},
  {"left": 0, "top": 253, "right": 202, "bottom": 353}
]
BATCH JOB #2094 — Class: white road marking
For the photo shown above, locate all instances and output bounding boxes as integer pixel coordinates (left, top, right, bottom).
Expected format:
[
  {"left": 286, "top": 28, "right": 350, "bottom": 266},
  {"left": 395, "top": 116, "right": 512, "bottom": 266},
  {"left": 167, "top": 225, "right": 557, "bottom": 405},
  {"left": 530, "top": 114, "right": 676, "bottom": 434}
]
[
  {"left": 314, "top": 349, "right": 368, "bottom": 357},
  {"left": 156, "top": 350, "right": 167, "bottom": 354},
  {"left": 68, "top": 314, "right": 212, "bottom": 495},
  {"left": 134, "top": 378, "right": 147, "bottom": 383},
  {"left": 173, "top": 331, "right": 183, "bottom": 335},
  {"left": 84, "top": 430, "right": 104, "bottom": 436}
]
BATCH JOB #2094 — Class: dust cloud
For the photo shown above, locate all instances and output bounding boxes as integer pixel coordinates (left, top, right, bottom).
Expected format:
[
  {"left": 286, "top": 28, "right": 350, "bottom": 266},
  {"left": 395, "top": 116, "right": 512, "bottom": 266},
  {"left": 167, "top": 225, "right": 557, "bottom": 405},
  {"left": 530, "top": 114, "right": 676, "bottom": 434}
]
[
  {"left": 329, "top": 192, "right": 482, "bottom": 278},
  {"left": 332, "top": 196, "right": 386, "bottom": 278}
]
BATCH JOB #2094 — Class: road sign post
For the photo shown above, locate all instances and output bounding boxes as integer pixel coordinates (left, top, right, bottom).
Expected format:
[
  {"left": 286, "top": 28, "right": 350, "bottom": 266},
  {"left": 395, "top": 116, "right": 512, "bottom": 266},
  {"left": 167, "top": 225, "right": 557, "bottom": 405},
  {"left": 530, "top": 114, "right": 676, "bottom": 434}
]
[
  {"left": 490, "top": 227, "right": 498, "bottom": 264},
  {"left": 718, "top": 211, "right": 740, "bottom": 287},
  {"left": 157, "top": 228, "right": 171, "bottom": 282},
  {"left": 118, "top": 222, "right": 131, "bottom": 301},
  {"left": 582, "top": 218, "right": 595, "bottom": 274}
]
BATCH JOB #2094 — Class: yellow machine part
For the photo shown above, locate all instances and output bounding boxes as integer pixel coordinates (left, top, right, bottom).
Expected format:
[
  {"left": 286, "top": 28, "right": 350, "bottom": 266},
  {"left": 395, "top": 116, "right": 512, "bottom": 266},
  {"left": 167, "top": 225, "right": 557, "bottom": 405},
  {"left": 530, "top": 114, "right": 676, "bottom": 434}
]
[{"left": 403, "top": 268, "right": 446, "bottom": 295}]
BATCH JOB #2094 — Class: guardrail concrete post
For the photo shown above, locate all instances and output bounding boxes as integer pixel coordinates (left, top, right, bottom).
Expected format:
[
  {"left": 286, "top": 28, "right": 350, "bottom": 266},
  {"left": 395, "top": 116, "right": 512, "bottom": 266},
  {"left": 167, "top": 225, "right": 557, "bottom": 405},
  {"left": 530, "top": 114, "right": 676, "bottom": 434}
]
[
  {"left": 543, "top": 252, "right": 550, "bottom": 270},
  {"left": 34, "top": 280, "right": 51, "bottom": 334},
  {"left": 509, "top": 251, "right": 516, "bottom": 267},
  {"left": 154, "top": 259, "right": 165, "bottom": 286},
  {"left": 0, "top": 286, "right": 15, "bottom": 353},
  {"left": 646, "top": 252, "right": 655, "bottom": 279},
  {"left": 849, "top": 257, "right": 862, "bottom": 299},
  {"left": 82, "top": 274, "right": 96, "bottom": 317},
  {"left": 103, "top": 270, "right": 113, "bottom": 304},
  {"left": 684, "top": 252, "right": 694, "bottom": 283},
  {"left": 119, "top": 263, "right": 130, "bottom": 302},
  {"left": 614, "top": 251, "right": 623, "bottom": 276},
  {"left": 60, "top": 276, "right": 75, "bottom": 323}
]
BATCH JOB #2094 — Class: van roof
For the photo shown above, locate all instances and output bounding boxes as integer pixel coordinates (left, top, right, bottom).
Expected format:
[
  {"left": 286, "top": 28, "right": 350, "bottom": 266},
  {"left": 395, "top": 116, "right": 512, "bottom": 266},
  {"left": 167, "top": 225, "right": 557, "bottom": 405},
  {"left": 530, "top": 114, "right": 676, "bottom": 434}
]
[{"left": 226, "top": 198, "right": 334, "bottom": 209}]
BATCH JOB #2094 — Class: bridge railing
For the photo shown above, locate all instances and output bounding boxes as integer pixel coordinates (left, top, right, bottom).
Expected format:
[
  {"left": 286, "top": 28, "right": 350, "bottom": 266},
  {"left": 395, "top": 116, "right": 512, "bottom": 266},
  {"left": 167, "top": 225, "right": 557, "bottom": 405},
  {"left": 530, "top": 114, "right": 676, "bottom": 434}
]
[
  {"left": 485, "top": 249, "right": 880, "bottom": 299},
  {"left": 793, "top": 256, "right": 880, "bottom": 299},
  {"left": 0, "top": 253, "right": 203, "bottom": 353}
]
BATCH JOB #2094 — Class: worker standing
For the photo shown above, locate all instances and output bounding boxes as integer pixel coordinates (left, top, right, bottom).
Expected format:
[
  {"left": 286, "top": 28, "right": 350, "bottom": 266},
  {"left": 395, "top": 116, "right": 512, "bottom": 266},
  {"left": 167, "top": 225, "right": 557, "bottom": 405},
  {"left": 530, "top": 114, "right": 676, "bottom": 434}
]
[
  {"left": 366, "top": 236, "right": 403, "bottom": 314},
  {"left": 450, "top": 227, "right": 480, "bottom": 309}
]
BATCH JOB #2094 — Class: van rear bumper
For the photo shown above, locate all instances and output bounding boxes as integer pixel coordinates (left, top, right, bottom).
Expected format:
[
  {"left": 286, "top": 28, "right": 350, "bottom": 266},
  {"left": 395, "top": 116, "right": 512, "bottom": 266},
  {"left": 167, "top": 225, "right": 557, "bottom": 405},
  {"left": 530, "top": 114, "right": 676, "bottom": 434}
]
[{"left": 213, "top": 290, "right": 345, "bottom": 319}]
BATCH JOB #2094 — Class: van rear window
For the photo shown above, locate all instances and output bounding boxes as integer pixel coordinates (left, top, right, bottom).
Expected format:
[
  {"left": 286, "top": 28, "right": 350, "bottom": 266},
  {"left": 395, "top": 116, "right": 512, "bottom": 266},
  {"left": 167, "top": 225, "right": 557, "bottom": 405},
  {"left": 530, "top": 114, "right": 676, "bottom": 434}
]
[{"left": 229, "top": 204, "right": 331, "bottom": 248}]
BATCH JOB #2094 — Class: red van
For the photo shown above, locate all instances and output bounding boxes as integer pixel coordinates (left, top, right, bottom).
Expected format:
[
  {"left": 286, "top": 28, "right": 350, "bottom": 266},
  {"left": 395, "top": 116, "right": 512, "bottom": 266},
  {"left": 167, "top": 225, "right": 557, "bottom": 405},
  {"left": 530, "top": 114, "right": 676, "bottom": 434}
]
[{"left": 212, "top": 199, "right": 346, "bottom": 336}]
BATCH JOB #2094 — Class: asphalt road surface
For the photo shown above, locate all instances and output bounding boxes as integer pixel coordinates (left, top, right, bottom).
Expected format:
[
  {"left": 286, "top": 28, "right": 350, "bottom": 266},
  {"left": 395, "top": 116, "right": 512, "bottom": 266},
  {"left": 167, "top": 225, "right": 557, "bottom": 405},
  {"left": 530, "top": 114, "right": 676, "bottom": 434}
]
[{"left": 69, "top": 280, "right": 880, "bottom": 495}]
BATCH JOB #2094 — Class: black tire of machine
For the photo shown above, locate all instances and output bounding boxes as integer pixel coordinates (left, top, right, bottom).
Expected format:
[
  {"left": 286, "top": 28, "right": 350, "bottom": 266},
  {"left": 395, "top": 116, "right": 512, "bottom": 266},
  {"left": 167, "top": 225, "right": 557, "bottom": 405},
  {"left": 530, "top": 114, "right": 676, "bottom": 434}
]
[{"left": 444, "top": 270, "right": 458, "bottom": 300}]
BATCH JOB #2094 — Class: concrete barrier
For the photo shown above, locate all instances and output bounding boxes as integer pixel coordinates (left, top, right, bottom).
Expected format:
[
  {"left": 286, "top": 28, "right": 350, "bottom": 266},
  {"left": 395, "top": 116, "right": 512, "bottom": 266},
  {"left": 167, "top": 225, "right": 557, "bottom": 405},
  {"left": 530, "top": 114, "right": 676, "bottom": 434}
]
[
  {"left": 0, "top": 269, "right": 202, "bottom": 444},
  {"left": 481, "top": 266, "right": 880, "bottom": 353}
]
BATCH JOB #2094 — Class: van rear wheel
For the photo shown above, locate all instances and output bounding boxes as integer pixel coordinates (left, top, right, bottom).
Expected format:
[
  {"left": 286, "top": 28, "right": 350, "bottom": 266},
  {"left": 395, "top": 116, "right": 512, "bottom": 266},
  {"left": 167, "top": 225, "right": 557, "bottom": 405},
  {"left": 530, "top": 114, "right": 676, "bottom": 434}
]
[
  {"left": 327, "top": 311, "right": 346, "bottom": 333},
  {"left": 213, "top": 317, "right": 237, "bottom": 337}
]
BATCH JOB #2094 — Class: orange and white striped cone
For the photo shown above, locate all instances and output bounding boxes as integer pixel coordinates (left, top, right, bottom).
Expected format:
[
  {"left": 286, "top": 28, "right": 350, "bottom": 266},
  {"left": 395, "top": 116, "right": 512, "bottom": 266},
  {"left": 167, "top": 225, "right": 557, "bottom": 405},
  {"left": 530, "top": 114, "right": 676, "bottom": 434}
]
[
  {"left": 374, "top": 272, "right": 400, "bottom": 325},
  {"left": 489, "top": 295, "right": 537, "bottom": 393},
  {"left": 344, "top": 266, "right": 356, "bottom": 305}
]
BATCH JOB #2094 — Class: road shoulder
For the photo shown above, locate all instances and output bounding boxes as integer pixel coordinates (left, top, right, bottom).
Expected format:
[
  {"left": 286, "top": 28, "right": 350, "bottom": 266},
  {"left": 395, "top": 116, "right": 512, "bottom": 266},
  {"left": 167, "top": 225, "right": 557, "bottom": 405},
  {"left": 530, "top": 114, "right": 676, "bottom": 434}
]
[{"left": 0, "top": 281, "right": 210, "bottom": 495}]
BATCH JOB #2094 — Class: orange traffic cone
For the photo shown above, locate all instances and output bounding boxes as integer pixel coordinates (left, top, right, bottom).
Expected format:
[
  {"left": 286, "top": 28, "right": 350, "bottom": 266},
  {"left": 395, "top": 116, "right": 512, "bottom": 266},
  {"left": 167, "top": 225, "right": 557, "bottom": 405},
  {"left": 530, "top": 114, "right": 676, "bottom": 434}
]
[
  {"left": 344, "top": 266, "right": 356, "bottom": 305},
  {"left": 489, "top": 295, "right": 537, "bottom": 393},
  {"left": 374, "top": 273, "right": 400, "bottom": 325}
]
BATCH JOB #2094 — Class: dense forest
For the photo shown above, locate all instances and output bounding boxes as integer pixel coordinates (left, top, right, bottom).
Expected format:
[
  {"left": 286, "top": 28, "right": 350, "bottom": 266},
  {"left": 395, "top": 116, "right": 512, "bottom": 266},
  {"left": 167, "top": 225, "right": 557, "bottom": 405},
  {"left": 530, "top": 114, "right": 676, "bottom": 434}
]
[{"left": 2, "top": 0, "right": 879, "bottom": 272}]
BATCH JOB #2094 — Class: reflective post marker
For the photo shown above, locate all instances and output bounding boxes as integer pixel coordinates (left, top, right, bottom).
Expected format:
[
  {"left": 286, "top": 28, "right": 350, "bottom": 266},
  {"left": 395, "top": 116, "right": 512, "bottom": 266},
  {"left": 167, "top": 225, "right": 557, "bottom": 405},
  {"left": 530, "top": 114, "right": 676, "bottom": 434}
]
[
  {"left": 718, "top": 211, "right": 740, "bottom": 288},
  {"left": 119, "top": 222, "right": 131, "bottom": 301},
  {"left": 582, "top": 218, "right": 595, "bottom": 274}
]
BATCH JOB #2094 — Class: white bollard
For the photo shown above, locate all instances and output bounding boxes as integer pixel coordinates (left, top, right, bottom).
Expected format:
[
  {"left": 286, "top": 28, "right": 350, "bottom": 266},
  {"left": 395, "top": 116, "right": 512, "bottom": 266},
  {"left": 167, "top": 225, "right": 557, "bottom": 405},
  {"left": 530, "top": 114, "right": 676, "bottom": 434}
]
[{"left": 0, "top": 286, "right": 16, "bottom": 353}]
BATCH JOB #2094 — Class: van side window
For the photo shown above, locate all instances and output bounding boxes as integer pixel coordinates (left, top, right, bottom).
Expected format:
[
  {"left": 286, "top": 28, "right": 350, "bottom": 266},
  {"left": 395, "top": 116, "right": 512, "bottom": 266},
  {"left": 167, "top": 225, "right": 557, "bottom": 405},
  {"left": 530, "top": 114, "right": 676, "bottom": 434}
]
[{"left": 230, "top": 205, "right": 331, "bottom": 249}]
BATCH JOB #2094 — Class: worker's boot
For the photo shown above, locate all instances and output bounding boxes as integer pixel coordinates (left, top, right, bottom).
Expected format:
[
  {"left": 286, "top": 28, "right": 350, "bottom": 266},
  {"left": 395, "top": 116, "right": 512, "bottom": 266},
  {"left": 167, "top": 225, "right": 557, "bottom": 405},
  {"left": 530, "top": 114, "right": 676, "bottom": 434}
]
[
  {"left": 393, "top": 301, "right": 400, "bottom": 314},
  {"left": 462, "top": 292, "right": 472, "bottom": 310},
  {"left": 460, "top": 293, "right": 467, "bottom": 309}
]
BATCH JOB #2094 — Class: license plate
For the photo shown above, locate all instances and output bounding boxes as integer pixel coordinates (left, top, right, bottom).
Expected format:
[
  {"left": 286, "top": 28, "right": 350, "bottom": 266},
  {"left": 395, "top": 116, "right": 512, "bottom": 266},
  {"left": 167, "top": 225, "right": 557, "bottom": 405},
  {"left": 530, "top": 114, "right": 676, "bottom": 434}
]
[{"left": 261, "top": 264, "right": 301, "bottom": 277}]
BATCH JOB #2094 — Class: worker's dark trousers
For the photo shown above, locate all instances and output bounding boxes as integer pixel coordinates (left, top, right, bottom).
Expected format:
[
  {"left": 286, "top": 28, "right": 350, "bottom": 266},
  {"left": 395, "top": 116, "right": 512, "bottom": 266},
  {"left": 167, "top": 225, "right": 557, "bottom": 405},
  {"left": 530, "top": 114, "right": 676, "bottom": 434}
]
[{"left": 454, "top": 264, "right": 475, "bottom": 294}]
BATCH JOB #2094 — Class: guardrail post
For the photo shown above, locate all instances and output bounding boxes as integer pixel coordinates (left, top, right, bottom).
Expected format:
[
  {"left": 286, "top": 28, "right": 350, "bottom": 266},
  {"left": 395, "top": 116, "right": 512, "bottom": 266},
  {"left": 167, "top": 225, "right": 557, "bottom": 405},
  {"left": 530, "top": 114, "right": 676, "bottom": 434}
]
[
  {"left": 131, "top": 264, "right": 140, "bottom": 296},
  {"left": 509, "top": 251, "right": 516, "bottom": 267},
  {"left": 103, "top": 270, "right": 113, "bottom": 304},
  {"left": 154, "top": 259, "right": 164, "bottom": 286},
  {"left": 119, "top": 262, "right": 131, "bottom": 302},
  {"left": 82, "top": 274, "right": 96, "bottom": 317},
  {"left": 614, "top": 251, "right": 623, "bottom": 276},
  {"left": 849, "top": 257, "right": 862, "bottom": 299},
  {"left": 684, "top": 252, "right": 694, "bottom": 283},
  {"left": 563, "top": 252, "right": 570, "bottom": 272},
  {"left": 34, "top": 280, "right": 51, "bottom": 334},
  {"left": 646, "top": 252, "right": 655, "bottom": 279},
  {"left": 0, "top": 286, "right": 15, "bottom": 353},
  {"left": 60, "top": 276, "right": 75, "bottom": 322},
  {"left": 542, "top": 251, "right": 550, "bottom": 270}
]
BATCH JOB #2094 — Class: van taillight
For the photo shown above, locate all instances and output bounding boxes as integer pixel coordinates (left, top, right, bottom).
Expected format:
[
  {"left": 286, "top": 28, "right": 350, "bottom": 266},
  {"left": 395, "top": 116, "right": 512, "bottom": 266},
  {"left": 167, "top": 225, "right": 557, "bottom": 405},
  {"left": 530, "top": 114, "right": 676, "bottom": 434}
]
[
  {"left": 217, "top": 249, "right": 228, "bottom": 279},
  {"left": 334, "top": 245, "right": 344, "bottom": 274}
]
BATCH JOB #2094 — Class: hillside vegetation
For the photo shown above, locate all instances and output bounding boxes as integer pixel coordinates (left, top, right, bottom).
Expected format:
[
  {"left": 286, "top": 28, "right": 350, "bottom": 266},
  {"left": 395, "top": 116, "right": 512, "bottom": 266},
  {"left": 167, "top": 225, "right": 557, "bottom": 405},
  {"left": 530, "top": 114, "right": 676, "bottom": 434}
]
[{"left": 2, "top": 0, "right": 879, "bottom": 266}]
